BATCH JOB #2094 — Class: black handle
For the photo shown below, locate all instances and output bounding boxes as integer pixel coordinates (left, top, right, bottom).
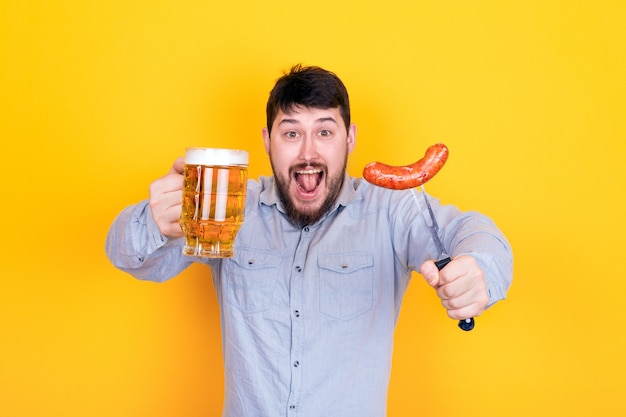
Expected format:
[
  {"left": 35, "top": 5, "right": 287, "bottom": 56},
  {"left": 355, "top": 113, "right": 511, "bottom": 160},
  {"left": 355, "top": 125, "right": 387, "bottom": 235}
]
[{"left": 435, "top": 257, "right": 475, "bottom": 332}]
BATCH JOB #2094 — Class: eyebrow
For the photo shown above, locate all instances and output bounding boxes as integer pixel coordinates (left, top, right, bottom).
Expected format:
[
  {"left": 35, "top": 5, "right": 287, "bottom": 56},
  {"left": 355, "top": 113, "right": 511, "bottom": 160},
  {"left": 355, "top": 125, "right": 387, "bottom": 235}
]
[
  {"left": 316, "top": 117, "right": 339, "bottom": 125},
  {"left": 277, "top": 117, "right": 339, "bottom": 126}
]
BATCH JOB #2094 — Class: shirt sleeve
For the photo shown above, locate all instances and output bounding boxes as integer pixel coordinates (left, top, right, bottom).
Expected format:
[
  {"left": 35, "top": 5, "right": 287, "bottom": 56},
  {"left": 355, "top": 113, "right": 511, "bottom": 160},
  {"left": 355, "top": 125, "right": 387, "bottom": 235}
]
[
  {"left": 442, "top": 209, "right": 513, "bottom": 307},
  {"left": 104, "top": 199, "right": 194, "bottom": 282}
]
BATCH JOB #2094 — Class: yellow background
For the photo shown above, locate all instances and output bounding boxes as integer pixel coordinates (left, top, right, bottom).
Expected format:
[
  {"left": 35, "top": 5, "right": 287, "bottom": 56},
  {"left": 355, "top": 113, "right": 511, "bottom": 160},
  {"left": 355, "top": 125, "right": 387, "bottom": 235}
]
[{"left": 1, "top": 1, "right": 624, "bottom": 416}]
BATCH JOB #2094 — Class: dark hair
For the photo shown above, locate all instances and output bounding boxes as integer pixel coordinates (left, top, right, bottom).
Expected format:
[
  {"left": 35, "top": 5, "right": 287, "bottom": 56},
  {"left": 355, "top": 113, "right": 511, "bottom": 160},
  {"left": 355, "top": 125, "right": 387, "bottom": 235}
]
[{"left": 266, "top": 64, "right": 351, "bottom": 134}]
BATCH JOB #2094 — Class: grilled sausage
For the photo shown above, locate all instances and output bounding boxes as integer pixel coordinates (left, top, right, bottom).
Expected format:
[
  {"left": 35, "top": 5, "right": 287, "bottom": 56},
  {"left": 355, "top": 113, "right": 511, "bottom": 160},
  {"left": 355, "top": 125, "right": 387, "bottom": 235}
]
[{"left": 363, "top": 143, "right": 449, "bottom": 190}]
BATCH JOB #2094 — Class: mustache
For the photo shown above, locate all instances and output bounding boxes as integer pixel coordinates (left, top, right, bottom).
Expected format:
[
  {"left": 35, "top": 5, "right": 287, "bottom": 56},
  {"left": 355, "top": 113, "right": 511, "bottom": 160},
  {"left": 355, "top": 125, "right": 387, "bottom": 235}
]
[{"left": 289, "top": 162, "right": 326, "bottom": 174}]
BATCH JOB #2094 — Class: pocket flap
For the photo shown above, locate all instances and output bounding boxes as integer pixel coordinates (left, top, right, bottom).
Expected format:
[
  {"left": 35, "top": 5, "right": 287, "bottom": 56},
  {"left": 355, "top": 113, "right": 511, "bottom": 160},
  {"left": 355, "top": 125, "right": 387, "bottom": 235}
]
[
  {"left": 318, "top": 252, "right": 373, "bottom": 273},
  {"left": 233, "top": 248, "right": 281, "bottom": 270}
]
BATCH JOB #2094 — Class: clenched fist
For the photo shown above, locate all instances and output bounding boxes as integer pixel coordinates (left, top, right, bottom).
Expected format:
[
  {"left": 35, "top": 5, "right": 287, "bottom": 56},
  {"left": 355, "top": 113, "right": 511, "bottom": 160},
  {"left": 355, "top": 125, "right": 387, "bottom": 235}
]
[{"left": 420, "top": 254, "right": 489, "bottom": 321}]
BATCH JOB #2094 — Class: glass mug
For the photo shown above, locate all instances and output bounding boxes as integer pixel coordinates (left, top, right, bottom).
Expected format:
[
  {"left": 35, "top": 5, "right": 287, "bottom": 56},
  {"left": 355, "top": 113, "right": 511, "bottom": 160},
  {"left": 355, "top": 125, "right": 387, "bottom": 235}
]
[{"left": 179, "top": 147, "right": 249, "bottom": 258}]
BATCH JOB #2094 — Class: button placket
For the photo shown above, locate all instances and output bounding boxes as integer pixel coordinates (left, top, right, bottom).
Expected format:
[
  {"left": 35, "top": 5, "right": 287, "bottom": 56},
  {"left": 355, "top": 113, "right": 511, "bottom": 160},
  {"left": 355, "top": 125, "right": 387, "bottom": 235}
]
[{"left": 286, "top": 226, "right": 311, "bottom": 415}]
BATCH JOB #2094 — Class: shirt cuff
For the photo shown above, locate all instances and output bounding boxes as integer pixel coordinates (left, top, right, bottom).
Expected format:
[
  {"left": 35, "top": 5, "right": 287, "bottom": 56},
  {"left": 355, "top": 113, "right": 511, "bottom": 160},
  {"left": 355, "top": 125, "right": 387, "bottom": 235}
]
[{"left": 144, "top": 205, "right": 169, "bottom": 252}]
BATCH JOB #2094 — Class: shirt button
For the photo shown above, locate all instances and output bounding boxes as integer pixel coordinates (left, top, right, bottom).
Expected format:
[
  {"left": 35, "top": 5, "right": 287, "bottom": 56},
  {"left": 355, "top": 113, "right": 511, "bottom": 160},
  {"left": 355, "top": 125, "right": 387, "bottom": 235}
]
[
  {"left": 289, "top": 405, "right": 296, "bottom": 410},
  {"left": 303, "top": 226, "right": 310, "bottom": 232},
  {"left": 294, "top": 310, "right": 300, "bottom": 317},
  {"left": 294, "top": 360, "right": 300, "bottom": 367},
  {"left": 295, "top": 266, "right": 302, "bottom": 272}
]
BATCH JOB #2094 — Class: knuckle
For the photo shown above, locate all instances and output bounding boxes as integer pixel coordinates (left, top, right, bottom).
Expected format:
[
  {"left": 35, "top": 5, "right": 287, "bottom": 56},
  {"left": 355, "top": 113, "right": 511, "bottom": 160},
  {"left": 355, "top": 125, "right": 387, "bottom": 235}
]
[
  {"left": 446, "top": 309, "right": 461, "bottom": 320},
  {"left": 438, "top": 285, "right": 454, "bottom": 300},
  {"left": 445, "top": 297, "right": 462, "bottom": 310}
]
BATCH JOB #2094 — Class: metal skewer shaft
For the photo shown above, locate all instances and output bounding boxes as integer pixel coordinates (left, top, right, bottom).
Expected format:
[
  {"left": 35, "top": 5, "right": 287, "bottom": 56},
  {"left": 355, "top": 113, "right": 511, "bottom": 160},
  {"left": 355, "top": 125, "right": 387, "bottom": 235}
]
[{"left": 416, "top": 186, "right": 475, "bottom": 332}]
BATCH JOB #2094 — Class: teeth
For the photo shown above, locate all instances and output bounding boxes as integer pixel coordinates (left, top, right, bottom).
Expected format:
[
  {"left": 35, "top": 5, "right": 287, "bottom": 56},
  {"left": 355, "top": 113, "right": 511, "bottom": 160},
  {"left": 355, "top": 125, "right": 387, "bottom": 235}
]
[{"left": 296, "top": 169, "right": 322, "bottom": 175}]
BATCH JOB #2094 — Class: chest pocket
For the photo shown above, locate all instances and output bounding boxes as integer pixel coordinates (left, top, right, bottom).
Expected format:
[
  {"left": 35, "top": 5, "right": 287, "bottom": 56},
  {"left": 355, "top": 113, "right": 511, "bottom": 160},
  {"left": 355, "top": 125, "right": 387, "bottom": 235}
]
[
  {"left": 227, "top": 248, "right": 281, "bottom": 313},
  {"left": 318, "top": 252, "right": 374, "bottom": 320}
]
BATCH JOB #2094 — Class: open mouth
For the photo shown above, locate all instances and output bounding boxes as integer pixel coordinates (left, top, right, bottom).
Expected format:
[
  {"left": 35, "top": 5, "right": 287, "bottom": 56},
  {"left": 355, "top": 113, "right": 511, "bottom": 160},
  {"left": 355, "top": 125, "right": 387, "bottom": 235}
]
[{"left": 294, "top": 168, "right": 324, "bottom": 194}]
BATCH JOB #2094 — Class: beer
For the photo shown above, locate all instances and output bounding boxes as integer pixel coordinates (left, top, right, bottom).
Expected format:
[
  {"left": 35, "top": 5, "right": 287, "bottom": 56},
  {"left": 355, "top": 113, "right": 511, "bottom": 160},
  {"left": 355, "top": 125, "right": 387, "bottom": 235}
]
[{"left": 180, "top": 148, "right": 249, "bottom": 258}]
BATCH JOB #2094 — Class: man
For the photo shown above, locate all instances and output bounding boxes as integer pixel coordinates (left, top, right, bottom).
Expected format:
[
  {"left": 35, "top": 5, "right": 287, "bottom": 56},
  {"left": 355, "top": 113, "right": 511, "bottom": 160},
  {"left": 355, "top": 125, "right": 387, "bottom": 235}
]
[{"left": 106, "top": 64, "right": 513, "bottom": 417}]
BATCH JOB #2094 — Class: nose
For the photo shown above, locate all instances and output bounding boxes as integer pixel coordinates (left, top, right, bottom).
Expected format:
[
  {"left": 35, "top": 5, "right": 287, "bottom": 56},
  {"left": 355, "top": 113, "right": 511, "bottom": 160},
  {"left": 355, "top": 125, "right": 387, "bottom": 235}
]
[{"left": 299, "top": 135, "right": 318, "bottom": 163}]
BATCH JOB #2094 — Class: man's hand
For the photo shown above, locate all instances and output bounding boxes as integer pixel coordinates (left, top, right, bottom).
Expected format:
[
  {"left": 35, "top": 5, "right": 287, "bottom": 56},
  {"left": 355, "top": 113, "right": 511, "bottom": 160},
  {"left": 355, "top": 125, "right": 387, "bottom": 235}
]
[
  {"left": 420, "top": 255, "right": 489, "bottom": 321},
  {"left": 148, "top": 157, "right": 185, "bottom": 238}
]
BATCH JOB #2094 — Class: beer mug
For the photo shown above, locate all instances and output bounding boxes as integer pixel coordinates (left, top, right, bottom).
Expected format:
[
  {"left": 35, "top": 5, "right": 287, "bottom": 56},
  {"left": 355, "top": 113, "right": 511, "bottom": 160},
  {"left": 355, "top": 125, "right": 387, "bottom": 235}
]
[{"left": 180, "top": 147, "right": 249, "bottom": 258}]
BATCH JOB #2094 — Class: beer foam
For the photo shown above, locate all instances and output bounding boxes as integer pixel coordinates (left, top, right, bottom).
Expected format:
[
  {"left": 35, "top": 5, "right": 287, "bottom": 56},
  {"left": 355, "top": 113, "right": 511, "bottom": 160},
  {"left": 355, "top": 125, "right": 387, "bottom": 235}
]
[{"left": 184, "top": 147, "right": 249, "bottom": 166}]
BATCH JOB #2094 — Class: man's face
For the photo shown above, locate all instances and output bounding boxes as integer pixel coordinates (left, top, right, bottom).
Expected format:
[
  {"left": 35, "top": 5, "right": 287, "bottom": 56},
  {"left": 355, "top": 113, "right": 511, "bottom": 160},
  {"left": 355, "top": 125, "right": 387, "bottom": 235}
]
[{"left": 262, "top": 105, "right": 356, "bottom": 226}]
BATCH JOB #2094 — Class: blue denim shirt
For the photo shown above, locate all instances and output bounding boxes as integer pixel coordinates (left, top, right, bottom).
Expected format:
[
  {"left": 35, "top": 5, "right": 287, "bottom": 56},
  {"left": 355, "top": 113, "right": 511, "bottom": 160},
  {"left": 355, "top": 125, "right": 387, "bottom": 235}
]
[{"left": 106, "top": 175, "right": 512, "bottom": 417}]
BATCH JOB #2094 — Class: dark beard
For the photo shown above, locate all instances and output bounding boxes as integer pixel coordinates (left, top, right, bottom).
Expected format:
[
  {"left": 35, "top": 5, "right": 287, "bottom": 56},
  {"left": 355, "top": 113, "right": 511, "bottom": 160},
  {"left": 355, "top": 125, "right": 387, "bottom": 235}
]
[{"left": 271, "top": 158, "right": 347, "bottom": 228}]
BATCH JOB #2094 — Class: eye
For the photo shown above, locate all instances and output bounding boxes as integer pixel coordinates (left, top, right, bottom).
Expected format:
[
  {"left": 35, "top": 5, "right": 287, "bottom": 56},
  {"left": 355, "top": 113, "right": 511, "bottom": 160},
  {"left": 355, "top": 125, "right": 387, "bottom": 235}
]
[
  {"left": 285, "top": 130, "right": 300, "bottom": 139},
  {"left": 318, "top": 129, "right": 332, "bottom": 137}
]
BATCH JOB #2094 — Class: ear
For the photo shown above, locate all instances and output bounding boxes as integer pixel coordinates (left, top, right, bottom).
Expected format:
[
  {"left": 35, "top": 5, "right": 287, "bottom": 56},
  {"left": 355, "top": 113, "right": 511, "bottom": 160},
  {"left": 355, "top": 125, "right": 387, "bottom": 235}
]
[
  {"left": 347, "top": 124, "right": 357, "bottom": 154},
  {"left": 262, "top": 127, "right": 271, "bottom": 154}
]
